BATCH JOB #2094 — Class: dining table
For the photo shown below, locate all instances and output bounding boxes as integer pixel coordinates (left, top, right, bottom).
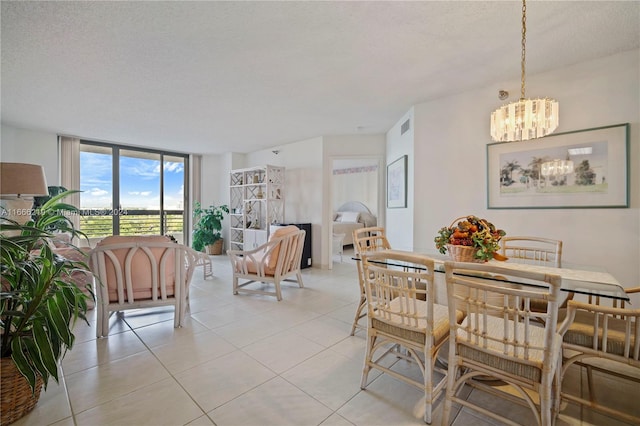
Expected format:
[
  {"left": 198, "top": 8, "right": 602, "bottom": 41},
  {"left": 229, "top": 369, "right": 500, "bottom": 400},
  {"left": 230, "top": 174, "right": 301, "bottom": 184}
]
[{"left": 356, "top": 250, "right": 630, "bottom": 303}]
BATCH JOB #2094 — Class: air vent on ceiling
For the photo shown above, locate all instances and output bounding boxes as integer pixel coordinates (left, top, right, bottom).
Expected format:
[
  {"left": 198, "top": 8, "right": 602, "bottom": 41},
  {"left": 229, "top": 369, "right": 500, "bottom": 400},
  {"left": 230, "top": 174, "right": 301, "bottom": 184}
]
[{"left": 401, "top": 119, "right": 410, "bottom": 135}]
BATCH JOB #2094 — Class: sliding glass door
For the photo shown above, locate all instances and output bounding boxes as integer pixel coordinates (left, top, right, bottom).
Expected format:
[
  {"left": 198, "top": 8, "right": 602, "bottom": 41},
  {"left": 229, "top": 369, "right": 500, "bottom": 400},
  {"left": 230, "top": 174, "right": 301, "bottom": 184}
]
[{"left": 79, "top": 142, "right": 188, "bottom": 245}]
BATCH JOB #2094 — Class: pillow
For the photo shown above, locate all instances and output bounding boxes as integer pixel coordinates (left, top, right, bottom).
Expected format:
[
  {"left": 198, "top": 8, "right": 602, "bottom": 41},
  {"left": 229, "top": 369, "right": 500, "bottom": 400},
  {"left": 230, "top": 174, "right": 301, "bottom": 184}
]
[{"left": 340, "top": 211, "right": 360, "bottom": 223}]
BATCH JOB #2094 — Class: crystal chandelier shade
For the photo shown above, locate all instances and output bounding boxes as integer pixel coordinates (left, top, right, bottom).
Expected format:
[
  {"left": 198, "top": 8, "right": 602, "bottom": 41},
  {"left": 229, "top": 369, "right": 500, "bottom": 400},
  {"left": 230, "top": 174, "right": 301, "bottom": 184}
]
[
  {"left": 490, "top": 0, "right": 559, "bottom": 142},
  {"left": 491, "top": 97, "right": 559, "bottom": 142},
  {"left": 540, "top": 159, "right": 574, "bottom": 177}
]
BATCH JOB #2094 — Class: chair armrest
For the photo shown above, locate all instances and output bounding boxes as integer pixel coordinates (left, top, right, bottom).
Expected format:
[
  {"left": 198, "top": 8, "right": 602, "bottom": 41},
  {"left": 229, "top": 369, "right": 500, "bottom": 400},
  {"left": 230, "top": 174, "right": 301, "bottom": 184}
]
[
  {"left": 625, "top": 287, "right": 640, "bottom": 294},
  {"left": 228, "top": 239, "right": 282, "bottom": 277}
]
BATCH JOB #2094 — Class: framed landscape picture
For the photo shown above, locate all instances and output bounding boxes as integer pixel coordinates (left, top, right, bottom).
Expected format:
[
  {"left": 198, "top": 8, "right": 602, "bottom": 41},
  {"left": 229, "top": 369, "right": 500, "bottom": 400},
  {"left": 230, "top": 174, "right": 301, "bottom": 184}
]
[
  {"left": 487, "top": 123, "right": 629, "bottom": 209},
  {"left": 387, "top": 155, "right": 407, "bottom": 208}
]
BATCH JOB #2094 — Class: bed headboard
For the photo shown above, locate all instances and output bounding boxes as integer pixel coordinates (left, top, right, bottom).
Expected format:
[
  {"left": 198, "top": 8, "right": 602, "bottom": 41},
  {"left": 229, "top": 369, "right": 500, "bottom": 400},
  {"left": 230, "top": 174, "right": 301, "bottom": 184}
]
[
  {"left": 335, "top": 201, "right": 377, "bottom": 227},
  {"left": 336, "top": 201, "right": 371, "bottom": 214}
]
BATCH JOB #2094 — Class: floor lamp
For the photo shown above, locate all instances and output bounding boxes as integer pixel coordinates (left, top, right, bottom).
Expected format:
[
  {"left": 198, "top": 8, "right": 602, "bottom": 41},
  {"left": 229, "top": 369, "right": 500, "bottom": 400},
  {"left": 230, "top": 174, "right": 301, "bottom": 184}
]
[{"left": 0, "top": 162, "right": 49, "bottom": 226}]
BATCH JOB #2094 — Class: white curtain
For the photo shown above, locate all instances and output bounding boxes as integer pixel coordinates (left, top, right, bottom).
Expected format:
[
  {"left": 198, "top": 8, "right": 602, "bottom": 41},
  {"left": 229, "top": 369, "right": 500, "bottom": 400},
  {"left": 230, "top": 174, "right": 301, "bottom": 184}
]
[
  {"left": 189, "top": 154, "right": 202, "bottom": 245},
  {"left": 59, "top": 136, "right": 81, "bottom": 230}
]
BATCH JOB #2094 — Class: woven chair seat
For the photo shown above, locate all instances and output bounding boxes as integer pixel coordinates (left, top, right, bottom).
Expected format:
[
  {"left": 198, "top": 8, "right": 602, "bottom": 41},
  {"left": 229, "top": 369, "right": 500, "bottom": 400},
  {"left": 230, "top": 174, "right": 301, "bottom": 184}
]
[
  {"left": 563, "top": 310, "right": 637, "bottom": 359},
  {"left": 371, "top": 299, "right": 457, "bottom": 345}
]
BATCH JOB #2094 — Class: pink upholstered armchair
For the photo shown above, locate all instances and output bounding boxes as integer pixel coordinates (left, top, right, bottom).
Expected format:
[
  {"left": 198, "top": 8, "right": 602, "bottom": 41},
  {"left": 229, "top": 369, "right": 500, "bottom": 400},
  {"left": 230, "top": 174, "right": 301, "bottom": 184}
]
[
  {"left": 227, "top": 225, "right": 306, "bottom": 301},
  {"left": 89, "top": 235, "right": 198, "bottom": 338}
]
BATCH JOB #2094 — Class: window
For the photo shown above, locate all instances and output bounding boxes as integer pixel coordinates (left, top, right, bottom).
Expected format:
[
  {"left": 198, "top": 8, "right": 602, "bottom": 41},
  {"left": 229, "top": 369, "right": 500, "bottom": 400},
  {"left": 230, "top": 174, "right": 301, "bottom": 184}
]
[{"left": 79, "top": 141, "right": 189, "bottom": 244}]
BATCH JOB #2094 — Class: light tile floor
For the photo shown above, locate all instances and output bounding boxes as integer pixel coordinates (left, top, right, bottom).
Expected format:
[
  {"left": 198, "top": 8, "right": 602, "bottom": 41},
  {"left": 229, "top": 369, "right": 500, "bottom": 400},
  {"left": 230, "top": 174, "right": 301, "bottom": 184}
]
[{"left": 14, "top": 251, "right": 639, "bottom": 426}]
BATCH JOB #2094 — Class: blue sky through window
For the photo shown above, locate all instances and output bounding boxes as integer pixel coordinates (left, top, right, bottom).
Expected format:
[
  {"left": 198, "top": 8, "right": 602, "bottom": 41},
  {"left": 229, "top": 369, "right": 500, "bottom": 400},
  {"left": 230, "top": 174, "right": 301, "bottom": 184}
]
[{"left": 80, "top": 151, "right": 184, "bottom": 209}]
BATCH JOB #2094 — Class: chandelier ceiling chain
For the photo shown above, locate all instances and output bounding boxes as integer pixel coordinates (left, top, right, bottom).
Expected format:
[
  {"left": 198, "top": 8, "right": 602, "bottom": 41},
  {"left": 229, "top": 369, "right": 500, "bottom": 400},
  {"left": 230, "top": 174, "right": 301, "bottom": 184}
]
[
  {"left": 520, "top": 0, "right": 527, "bottom": 100},
  {"left": 490, "top": 0, "right": 559, "bottom": 142}
]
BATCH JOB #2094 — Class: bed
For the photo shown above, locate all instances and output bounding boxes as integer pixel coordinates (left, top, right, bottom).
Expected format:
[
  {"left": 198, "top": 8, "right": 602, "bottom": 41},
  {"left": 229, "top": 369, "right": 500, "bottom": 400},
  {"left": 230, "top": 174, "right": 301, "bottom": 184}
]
[{"left": 332, "top": 201, "right": 377, "bottom": 247}]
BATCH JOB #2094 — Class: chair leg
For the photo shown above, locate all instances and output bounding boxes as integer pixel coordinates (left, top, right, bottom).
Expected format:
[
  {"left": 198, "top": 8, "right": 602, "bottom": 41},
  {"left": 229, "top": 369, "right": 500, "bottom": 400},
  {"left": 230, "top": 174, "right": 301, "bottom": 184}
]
[
  {"left": 424, "top": 356, "right": 433, "bottom": 424},
  {"left": 232, "top": 276, "right": 239, "bottom": 295},
  {"left": 296, "top": 271, "right": 304, "bottom": 288},
  {"left": 350, "top": 295, "right": 366, "bottom": 336},
  {"left": 97, "top": 305, "right": 109, "bottom": 338},
  {"left": 360, "top": 332, "right": 375, "bottom": 389},
  {"left": 275, "top": 278, "right": 283, "bottom": 301},
  {"left": 586, "top": 365, "right": 595, "bottom": 403},
  {"left": 552, "top": 357, "right": 562, "bottom": 423},
  {"left": 442, "top": 353, "right": 458, "bottom": 425}
]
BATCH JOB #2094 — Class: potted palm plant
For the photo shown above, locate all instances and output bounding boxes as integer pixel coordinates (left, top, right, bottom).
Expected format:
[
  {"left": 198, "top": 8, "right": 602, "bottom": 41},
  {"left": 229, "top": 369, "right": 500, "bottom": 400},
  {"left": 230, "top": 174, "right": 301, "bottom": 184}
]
[
  {"left": 192, "top": 202, "right": 229, "bottom": 254},
  {"left": 0, "top": 191, "right": 92, "bottom": 424}
]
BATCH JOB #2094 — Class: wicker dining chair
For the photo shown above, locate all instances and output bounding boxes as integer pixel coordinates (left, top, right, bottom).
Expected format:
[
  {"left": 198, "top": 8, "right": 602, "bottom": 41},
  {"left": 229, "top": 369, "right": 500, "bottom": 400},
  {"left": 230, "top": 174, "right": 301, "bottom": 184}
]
[
  {"left": 558, "top": 287, "right": 640, "bottom": 424},
  {"left": 500, "top": 236, "right": 563, "bottom": 268},
  {"left": 351, "top": 226, "right": 391, "bottom": 336},
  {"left": 442, "top": 261, "right": 563, "bottom": 426},
  {"left": 360, "top": 250, "right": 462, "bottom": 424},
  {"left": 501, "top": 236, "right": 568, "bottom": 315}
]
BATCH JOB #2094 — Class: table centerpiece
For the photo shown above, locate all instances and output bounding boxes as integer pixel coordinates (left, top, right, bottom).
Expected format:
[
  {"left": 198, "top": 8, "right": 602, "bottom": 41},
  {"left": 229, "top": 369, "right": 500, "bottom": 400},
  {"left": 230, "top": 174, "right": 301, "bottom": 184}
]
[{"left": 434, "top": 215, "right": 506, "bottom": 262}]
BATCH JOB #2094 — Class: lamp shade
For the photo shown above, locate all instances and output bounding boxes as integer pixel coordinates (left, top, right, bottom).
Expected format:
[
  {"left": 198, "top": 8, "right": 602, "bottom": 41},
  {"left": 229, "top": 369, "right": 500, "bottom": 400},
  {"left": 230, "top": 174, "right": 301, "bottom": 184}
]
[{"left": 0, "top": 162, "right": 49, "bottom": 196}]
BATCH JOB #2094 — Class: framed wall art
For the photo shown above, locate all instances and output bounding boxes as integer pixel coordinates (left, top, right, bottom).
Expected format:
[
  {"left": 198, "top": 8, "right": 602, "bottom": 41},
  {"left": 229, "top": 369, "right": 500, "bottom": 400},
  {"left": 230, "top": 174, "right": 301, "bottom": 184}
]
[
  {"left": 487, "top": 123, "right": 629, "bottom": 209},
  {"left": 387, "top": 155, "right": 407, "bottom": 208}
]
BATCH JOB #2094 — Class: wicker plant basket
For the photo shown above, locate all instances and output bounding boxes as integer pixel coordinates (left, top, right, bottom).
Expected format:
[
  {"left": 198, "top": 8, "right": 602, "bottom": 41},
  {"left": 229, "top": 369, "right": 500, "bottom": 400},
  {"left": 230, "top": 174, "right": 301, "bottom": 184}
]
[
  {"left": 1, "top": 357, "right": 43, "bottom": 425},
  {"left": 205, "top": 239, "right": 224, "bottom": 255}
]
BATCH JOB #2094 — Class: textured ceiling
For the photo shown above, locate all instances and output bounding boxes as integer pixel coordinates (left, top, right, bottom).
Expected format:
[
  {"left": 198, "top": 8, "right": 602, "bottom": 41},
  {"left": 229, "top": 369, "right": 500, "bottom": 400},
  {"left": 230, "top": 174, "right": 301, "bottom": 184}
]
[{"left": 2, "top": 1, "right": 638, "bottom": 155}]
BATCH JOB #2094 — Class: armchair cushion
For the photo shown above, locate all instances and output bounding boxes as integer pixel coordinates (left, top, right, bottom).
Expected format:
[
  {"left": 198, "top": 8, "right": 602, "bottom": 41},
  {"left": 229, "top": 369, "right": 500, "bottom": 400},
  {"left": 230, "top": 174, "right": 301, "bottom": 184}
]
[
  {"left": 266, "top": 225, "right": 299, "bottom": 270},
  {"left": 239, "top": 226, "right": 299, "bottom": 276}
]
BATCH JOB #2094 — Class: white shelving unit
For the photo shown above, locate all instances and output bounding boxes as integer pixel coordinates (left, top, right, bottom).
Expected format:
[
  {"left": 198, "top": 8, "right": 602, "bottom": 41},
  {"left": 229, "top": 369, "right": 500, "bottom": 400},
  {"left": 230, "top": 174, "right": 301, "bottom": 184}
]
[{"left": 229, "top": 165, "right": 285, "bottom": 251}]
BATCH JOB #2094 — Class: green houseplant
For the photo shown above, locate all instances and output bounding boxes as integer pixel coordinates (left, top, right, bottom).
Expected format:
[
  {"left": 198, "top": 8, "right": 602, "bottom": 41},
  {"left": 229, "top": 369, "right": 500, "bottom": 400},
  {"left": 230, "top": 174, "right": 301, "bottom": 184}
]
[
  {"left": 192, "top": 202, "right": 229, "bottom": 254},
  {"left": 1, "top": 191, "right": 92, "bottom": 424}
]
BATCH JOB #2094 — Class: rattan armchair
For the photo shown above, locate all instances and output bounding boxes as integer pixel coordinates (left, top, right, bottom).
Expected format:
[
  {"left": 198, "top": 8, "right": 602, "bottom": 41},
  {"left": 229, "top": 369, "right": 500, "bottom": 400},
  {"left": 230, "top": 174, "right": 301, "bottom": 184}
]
[
  {"left": 351, "top": 226, "right": 391, "bottom": 335},
  {"left": 501, "top": 236, "right": 568, "bottom": 315},
  {"left": 442, "top": 261, "right": 563, "bottom": 426},
  {"left": 227, "top": 225, "right": 305, "bottom": 301},
  {"left": 90, "top": 235, "right": 197, "bottom": 338},
  {"left": 558, "top": 287, "right": 640, "bottom": 424},
  {"left": 500, "top": 236, "right": 563, "bottom": 267},
  {"left": 360, "top": 250, "right": 461, "bottom": 424}
]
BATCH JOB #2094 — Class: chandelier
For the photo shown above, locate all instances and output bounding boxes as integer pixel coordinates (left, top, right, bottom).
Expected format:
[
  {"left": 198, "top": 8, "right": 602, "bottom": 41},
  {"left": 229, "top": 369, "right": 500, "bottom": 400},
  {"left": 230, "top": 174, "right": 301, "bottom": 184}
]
[
  {"left": 490, "top": 0, "right": 559, "bottom": 142},
  {"left": 540, "top": 159, "right": 574, "bottom": 177}
]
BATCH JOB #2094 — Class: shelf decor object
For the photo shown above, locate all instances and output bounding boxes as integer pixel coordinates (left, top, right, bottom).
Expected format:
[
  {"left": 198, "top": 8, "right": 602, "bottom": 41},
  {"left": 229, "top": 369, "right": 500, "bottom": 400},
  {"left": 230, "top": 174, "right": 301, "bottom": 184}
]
[
  {"left": 487, "top": 123, "right": 629, "bottom": 209},
  {"left": 229, "top": 165, "right": 285, "bottom": 251},
  {"left": 490, "top": 0, "right": 559, "bottom": 142}
]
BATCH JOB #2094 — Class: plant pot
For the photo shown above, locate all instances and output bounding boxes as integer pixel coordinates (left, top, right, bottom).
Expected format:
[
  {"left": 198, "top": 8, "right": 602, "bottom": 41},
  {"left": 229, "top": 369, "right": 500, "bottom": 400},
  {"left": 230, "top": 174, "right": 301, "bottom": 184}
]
[
  {"left": 205, "top": 239, "right": 223, "bottom": 255},
  {"left": 1, "top": 357, "right": 44, "bottom": 425}
]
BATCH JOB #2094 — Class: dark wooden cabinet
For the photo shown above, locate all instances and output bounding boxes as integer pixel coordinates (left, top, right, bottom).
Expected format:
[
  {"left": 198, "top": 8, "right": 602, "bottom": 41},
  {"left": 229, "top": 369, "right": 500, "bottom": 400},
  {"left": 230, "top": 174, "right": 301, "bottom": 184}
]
[{"left": 271, "top": 223, "right": 312, "bottom": 268}]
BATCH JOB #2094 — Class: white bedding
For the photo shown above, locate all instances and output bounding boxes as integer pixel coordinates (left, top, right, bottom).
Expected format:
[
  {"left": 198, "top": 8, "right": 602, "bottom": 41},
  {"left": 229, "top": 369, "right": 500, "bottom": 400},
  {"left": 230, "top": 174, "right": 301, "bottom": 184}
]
[
  {"left": 332, "top": 201, "right": 377, "bottom": 247},
  {"left": 332, "top": 221, "right": 364, "bottom": 246}
]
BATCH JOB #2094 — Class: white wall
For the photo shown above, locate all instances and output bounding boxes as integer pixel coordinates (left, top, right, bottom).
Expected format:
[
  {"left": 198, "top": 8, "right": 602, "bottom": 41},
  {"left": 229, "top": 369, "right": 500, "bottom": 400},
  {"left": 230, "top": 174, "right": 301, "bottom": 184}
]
[
  {"left": 385, "top": 108, "right": 414, "bottom": 251},
  {"left": 332, "top": 167, "right": 378, "bottom": 216},
  {"left": 391, "top": 49, "right": 639, "bottom": 294},
  {"left": 1, "top": 125, "right": 59, "bottom": 186}
]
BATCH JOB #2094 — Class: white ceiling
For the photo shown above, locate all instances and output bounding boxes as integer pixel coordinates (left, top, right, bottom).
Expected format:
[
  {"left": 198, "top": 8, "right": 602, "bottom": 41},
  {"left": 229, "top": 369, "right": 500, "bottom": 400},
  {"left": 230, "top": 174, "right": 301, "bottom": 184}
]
[{"left": 2, "top": 1, "right": 638, "bottom": 155}]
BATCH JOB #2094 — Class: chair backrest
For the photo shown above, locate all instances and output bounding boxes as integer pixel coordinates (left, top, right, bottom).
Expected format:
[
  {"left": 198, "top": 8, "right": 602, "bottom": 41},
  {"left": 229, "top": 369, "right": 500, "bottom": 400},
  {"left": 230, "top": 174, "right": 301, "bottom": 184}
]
[
  {"left": 361, "top": 250, "right": 436, "bottom": 336},
  {"left": 90, "top": 235, "right": 190, "bottom": 304},
  {"left": 560, "top": 299, "right": 640, "bottom": 362},
  {"left": 501, "top": 236, "right": 563, "bottom": 268},
  {"left": 445, "top": 261, "right": 562, "bottom": 367},
  {"left": 353, "top": 227, "right": 391, "bottom": 255},
  {"left": 265, "top": 226, "right": 305, "bottom": 275},
  {"left": 353, "top": 227, "right": 392, "bottom": 294}
]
